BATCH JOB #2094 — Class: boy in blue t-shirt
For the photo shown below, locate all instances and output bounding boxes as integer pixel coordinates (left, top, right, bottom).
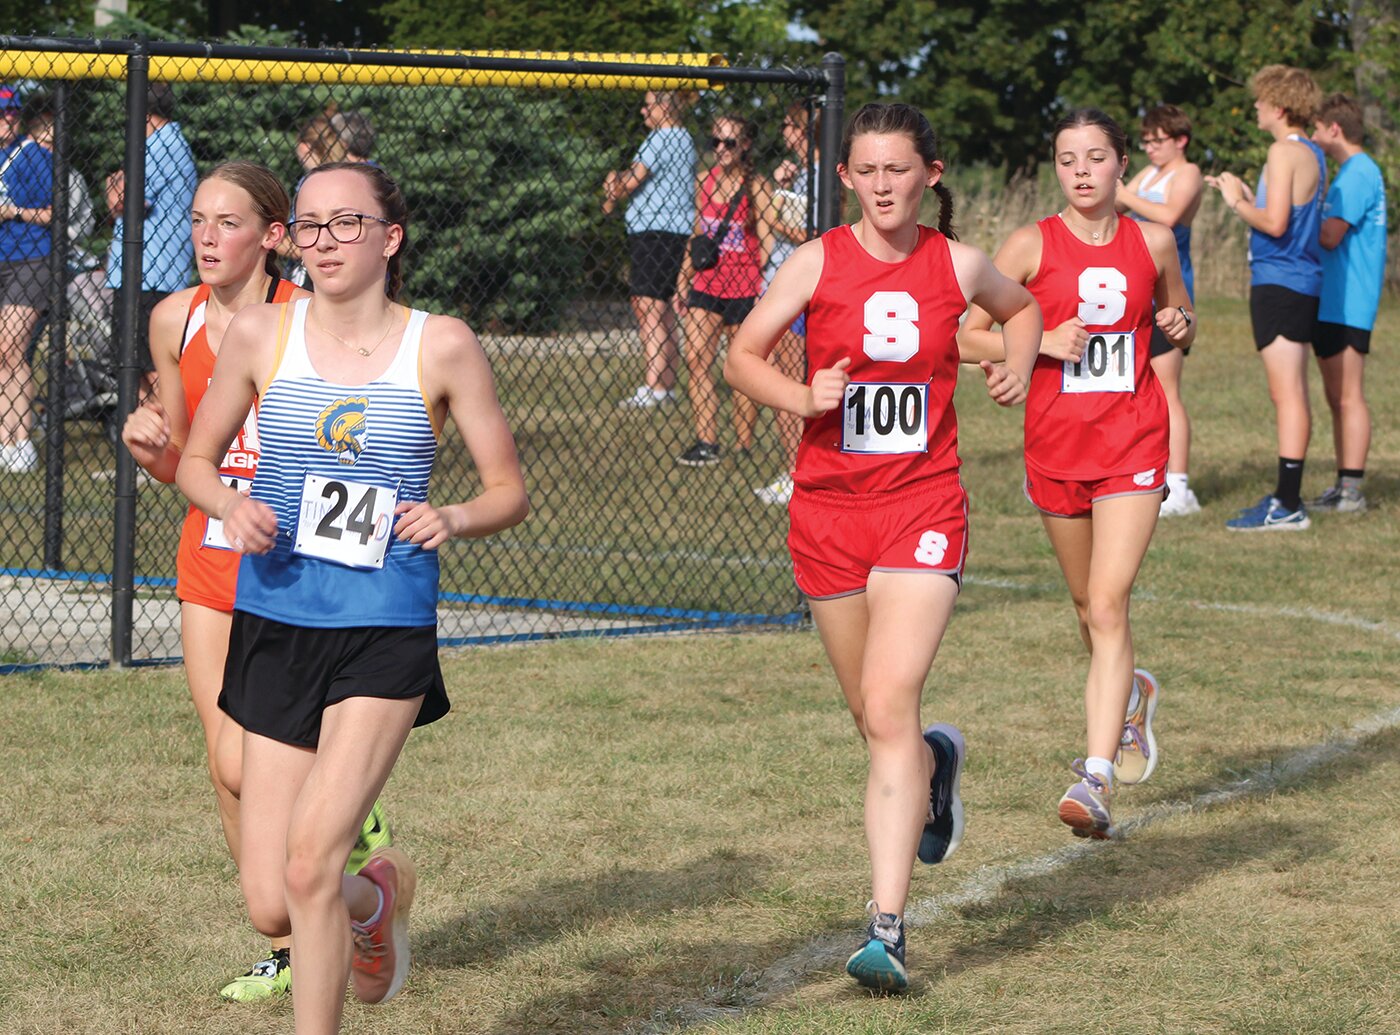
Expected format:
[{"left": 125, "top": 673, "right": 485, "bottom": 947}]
[{"left": 1312, "top": 92, "right": 1387, "bottom": 513}]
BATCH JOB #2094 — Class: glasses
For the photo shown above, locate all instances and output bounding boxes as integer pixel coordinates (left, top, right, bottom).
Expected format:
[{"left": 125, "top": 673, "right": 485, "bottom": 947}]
[
  {"left": 1139, "top": 136, "right": 1173, "bottom": 150},
  {"left": 709, "top": 136, "right": 740, "bottom": 150},
  {"left": 287, "top": 213, "right": 392, "bottom": 248}
]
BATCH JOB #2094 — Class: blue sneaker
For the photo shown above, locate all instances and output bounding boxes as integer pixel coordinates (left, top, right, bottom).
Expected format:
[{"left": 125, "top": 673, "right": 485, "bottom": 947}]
[
  {"left": 1226, "top": 496, "right": 1310, "bottom": 532},
  {"left": 918, "top": 723, "right": 966, "bottom": 864},
  {"left": 845, "top": 905, "right": 907, "bottom": 992}
]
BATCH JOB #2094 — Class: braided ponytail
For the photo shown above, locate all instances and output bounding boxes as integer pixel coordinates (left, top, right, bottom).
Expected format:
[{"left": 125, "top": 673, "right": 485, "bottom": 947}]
[{"left": 932, "top": 182, "right": 958, "bottom": 241}]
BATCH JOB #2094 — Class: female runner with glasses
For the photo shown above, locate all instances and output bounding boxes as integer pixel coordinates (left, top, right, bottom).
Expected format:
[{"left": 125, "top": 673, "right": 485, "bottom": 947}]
[
  {"left": 120, "top": 161, "right": 386, "bottom": 1004},
  {"left": 726, "top": 102, "right": 1040, "bottom": 992},
  {"left": 178, "top": 163, "right": 528, "bottom": 1033}
]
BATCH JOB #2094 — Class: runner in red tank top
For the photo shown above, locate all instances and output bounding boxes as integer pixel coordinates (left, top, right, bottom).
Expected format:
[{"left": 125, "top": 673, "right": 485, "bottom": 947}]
[
  {"left": 961, "top": 109, "right": 1194, "bottom": 841},
  {"left": 726, "top": 103, "right": 1041, "bottom": 993},
  {"left": 120, "top": 162, "right": 335, "bottom": 1002}
]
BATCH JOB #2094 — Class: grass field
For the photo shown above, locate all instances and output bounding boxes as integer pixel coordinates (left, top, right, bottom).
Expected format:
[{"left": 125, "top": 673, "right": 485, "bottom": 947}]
[{"left": 4, "top": 296, "right": 1399, "bottom": 1033}]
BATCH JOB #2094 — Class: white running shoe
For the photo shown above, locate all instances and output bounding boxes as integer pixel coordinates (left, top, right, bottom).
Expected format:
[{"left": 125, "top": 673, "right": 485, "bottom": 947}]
[
  {"left": 1, "top": 439, "right": 38, "bottom": 473},
  {"left": 753, "top": 474, "right": 793, "bottom": 505},
  {"left": 1159, "top": 486, "right": 1200, "bottom": 517},
  {"left": 618, "top": 385, "right": 674, "bottom": 410}
]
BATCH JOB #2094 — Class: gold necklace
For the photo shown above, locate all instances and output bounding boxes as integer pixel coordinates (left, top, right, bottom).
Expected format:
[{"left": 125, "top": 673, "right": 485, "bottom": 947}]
[{"left": 313, "top": 305, "right": 396, "bottom": 358}]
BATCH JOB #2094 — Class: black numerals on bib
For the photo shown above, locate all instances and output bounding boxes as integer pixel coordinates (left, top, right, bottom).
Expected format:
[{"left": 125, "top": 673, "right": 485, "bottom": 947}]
[
  {"left": 845, "top": 384, "right": 923, "bottom": 437},
  {"left": 1070, "top": 333, "right": 1129, "bottom": 380},
  {"left": 314, "top": 481, "right": 381, "bottom": 546}
]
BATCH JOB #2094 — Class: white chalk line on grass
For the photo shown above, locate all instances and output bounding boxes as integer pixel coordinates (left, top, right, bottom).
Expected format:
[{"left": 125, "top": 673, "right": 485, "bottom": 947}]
[{"left": 635, "top": 705, "right": 1400, "bottom": 1032}]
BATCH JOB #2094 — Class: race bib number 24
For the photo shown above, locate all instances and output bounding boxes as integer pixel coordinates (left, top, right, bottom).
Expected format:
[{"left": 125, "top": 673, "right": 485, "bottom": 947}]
[{"left": 293, "top": 474, "right": 398, "bottom": 570}]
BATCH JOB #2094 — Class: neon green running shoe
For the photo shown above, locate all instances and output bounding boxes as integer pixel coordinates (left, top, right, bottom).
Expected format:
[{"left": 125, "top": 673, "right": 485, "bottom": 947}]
[
  {"left": 218, "top": 947, "right": 291, "bottom": 1002},
  {"left": 346, "top": 799, "right": 393, "bottom": 875}
]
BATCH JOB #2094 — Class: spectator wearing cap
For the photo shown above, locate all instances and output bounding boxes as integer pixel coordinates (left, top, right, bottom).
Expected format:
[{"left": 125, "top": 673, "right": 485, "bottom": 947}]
[
  {"left": 0, "top": 83, "right": 55, "bottom": 473},
  {"left": 104, "top": 81, "right": 196, "bottom": 400}
]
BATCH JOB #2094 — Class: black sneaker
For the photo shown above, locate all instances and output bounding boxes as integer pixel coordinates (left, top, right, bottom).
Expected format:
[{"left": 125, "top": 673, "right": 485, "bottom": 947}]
[
  {"left": 676, "top": 440, "right": 721, "bottom": 467},
  {"left": 918, "top": 723, "right": 966, "bottom": 864}
]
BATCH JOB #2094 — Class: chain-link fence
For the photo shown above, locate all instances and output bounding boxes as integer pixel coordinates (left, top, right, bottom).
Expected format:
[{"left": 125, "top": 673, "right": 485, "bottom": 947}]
[{"left": 0, "top": 38, "right": 844, "bottom": 669}]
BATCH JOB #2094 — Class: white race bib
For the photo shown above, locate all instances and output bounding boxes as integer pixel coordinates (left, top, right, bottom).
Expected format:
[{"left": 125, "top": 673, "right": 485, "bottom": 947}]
[
  {"left": 202, "top": 476, "right": 253, "bottom": 551},
  {"left": 293, "top": 473, "right": 398, "bottom": 570},
  {"left": 1061, "top": 331, "right": 1136, "bottom": 394},
  {"left": 841, "top": 381, "right": 928, "bottom": 454}
]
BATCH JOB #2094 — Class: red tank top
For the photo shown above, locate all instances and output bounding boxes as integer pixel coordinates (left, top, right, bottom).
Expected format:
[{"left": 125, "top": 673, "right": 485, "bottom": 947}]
[
  {"left": 1024, "top": 216, "right": 1168, "bottom": 478},
  {"left": 795, "top": 224, "right": 966, "bottom": 494},
  {"left": 692, "top": 167, "right": 762, "bottom": 299},
  {"left": 174, "top": 277, "right": 297, "bottom": 610}
]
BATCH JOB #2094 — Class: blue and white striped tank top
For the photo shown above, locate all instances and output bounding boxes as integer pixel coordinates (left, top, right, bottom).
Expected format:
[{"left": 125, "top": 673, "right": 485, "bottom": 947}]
[{"left": 235, "top": 297, "right": 441, "bottom": 628}]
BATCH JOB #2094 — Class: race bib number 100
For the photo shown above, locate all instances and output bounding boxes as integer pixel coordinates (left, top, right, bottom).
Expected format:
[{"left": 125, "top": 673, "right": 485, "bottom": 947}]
[
  {"left": 293, "top": 474, "right": 398, "bottom": 570},
  {"left": 1061, "top": 332, "right": 1136, "bottom": 394},
  {"left": 841, "top": 381, "right": 928, "bottom": 454},
  {"left": 202, "top": 476, "right": 253, "bottom": 551}
]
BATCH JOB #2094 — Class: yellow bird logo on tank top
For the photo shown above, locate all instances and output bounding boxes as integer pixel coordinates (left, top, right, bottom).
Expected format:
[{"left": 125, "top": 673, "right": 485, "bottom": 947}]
[{"left": 315, "top": 397, "right": 370, "bottom": 465}]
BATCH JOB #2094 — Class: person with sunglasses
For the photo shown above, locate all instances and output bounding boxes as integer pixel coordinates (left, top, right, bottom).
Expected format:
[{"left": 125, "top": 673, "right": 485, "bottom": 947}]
[
  {"left": 1117, "top": 104, "right": 1204, "bottom": 518},
  {"left": 674, "top": 113, "right": 774, "bottom": 466},
  {"left": 726, "top": 102, "right": 1040, "bottom": 992},
  {"left": 178, "top": 163, "right": 528, "bottom": 1032}
]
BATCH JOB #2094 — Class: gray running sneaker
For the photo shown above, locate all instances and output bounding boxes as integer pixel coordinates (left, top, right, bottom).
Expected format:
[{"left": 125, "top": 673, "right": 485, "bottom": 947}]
[
  {"left": 1058, "top": 761, "right": 1114, "bottom": 839},
  {"left": 1312, "top": 484, "right": 1367, "bottom": 513}
]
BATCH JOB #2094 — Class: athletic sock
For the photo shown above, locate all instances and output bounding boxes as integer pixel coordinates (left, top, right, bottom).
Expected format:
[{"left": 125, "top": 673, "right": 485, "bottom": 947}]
[
  {"left": 355, "top": 885, "right": 385, "bottom": 929},
  {"left": 1340, "top": 469, "right": 1364, "bottom": 492},
  {"left": 1085, "top": 756, "right": 1114, "bottom": 789},
  {"left": 1275, "top": 457, "right": 1305, "bottom": 511},
  {"left": 1166, "top": 472, "right": 1189, "bottom": 496}
]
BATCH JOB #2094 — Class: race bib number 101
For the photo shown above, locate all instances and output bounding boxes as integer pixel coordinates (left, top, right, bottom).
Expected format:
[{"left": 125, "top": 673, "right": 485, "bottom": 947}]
[
  {"left": 293, "top": 473, "right": 398, "bottom": 570},
  {"left": 1061, "top": 332, "right": 1136, "bottom": 394}
]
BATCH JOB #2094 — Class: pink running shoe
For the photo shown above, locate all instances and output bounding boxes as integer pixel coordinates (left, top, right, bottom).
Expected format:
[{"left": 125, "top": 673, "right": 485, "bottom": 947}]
[{"left": 350, "top": 847, "right": 417, "bottom": 1004}]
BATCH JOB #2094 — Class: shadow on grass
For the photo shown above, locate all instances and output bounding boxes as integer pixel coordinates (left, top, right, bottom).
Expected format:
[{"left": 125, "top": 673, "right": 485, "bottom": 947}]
[
  {"left": 414, "top": 847, "right": 772, "bottom": 973},
  {"left": 914, "top": 728, "right": 1399, "bottom": 994}
]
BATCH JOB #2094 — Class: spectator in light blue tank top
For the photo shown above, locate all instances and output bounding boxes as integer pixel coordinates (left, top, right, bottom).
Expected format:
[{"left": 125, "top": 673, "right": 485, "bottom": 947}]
[
  {"left": 1207, "top": 65, "right": 1325, "bottom": 531},
  {"left": 602, "top": 90, "right": 698, "bottom": 410},
  {"left": 1118, "top": 104, "right": 1204, "bottom": 518},
  {"left": 1309, "top": 92, "right": 1386, "bottom": 513}
]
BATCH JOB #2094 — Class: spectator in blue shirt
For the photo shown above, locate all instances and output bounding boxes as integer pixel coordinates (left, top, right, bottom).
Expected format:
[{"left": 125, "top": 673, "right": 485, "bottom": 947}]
[
  {"left": 603, "top": 90, "right": 697, "bottom": 410},
  {"left": 0, "top": 83, "right": 54, "bottom": 474},
  {"left": 1311, "top": 92, "right": 1387, "bottom": 513},
  {"left": 104, "top": 81, "right": 197, "bottom": 400}
]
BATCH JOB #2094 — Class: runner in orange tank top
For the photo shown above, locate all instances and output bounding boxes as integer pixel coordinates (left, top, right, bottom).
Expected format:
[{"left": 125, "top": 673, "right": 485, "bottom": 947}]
[
  {"left": 960, "top": 109, "right": 1194, "bottom": 841},
  {"left": 120, "top": 161, "right": 346, "bottom": 1003}
]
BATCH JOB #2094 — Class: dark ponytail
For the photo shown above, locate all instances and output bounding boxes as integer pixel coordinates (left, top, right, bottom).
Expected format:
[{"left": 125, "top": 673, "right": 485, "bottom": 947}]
[{"left": 932, "top": 182, "right": 958, "bottom": 242}]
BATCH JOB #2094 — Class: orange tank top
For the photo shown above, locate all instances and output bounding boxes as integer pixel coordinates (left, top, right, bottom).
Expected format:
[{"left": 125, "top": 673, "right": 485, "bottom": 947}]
[{"left": 174, "top": 278, "right": 298, "bottom": 610}]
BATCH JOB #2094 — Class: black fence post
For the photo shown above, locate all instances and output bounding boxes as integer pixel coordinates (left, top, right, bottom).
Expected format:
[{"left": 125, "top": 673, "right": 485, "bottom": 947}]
[
  {"left": 42, "top": 82, "right": 71, "bottom": 570},
  {"left": 112, "top": 46, "right": 149, "bottom": 667},
  {"left": 818, "top": 52, "right": 844, "bottom": 233}
]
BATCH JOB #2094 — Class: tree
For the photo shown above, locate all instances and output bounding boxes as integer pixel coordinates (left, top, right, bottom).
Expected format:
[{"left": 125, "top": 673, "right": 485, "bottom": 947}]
[{"left": 794, "top": 0, "right": 1352, "bottom": 175}]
